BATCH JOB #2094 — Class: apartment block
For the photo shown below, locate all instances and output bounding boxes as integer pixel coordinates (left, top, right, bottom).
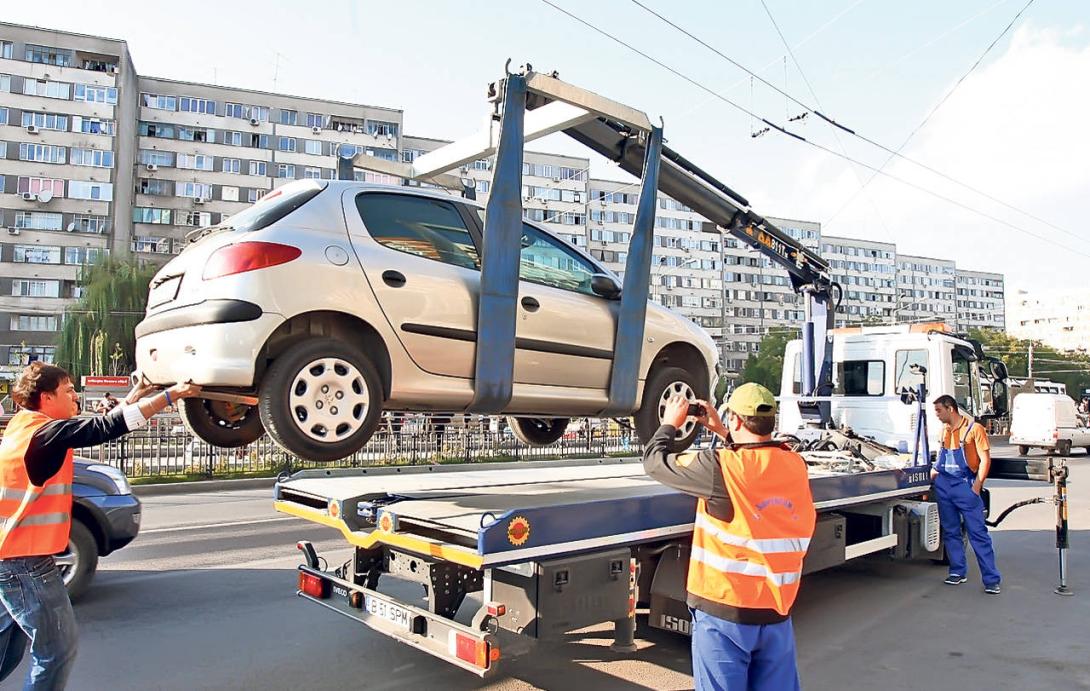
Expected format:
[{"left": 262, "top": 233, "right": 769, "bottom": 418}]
[
  {"left": 895, "top": 254, "right": 957, "bottom": 326},
  {"left": 955, "top": 269, "right": 1005, "bottom": 331},
  {"left": 1009, "top": 289, "right": 1089, "bottom": 353},
  {"left": 821, "top": 235, "right": 897, "bottom": 326}
]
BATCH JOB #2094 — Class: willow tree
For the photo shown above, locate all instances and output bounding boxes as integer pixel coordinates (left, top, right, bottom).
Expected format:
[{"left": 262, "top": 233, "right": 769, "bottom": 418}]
[{"left": 56, "top": 256, "right": 158, "bottom": 381}]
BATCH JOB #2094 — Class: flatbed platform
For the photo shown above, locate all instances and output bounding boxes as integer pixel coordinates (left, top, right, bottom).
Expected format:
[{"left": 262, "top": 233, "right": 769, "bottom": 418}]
[{"left": 274, "top": 455, "right": 932, "bottom": 568}]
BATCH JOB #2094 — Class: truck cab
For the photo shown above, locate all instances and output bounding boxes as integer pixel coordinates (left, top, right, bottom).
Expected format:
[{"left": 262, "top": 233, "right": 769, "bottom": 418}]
[{"left": 778, "top": 323, "right": 1008, "bottom": 450}]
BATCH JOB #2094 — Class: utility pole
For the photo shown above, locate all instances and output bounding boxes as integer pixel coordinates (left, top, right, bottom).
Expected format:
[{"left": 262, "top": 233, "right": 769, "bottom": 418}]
[{"left": 1029, "top": 342, "right": 1034, "bottom": 379}]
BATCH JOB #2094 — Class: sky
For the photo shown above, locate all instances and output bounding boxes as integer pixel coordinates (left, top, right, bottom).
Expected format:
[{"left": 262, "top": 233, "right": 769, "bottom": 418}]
[{"left": 3, "top": 0, "right": 1087, "bottom": 297}]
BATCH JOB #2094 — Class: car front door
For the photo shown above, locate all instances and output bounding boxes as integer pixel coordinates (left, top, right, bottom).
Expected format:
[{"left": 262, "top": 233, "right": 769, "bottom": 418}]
[
  {"left": 347, "top": 191, "right": 481, "bottom": 380},
  {"left": 511, "top": 223, "right": 617, "bottom": 390}
]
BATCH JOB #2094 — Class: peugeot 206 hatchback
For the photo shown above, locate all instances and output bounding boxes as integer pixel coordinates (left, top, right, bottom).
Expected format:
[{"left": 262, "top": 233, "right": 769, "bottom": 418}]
[{"left": 135, "top": 180, "right": 718, "bottom": 461}]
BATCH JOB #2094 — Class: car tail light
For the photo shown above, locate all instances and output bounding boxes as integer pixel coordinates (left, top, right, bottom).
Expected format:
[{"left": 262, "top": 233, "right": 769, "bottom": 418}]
[
  {"left": 298, "top": 571, "right": 329, "bottom": 599},
  {"left": 203, "top": 242, "right": 301, "bottom": 280},
  {"left": 449, "top": 631, "right": 498, "bottom": 669}
]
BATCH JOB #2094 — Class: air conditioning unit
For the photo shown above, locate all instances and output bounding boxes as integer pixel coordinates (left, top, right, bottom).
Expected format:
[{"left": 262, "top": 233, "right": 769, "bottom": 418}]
[
  {"left": 26, "top": 125, "right": 40, "bottom": 135},
  {"left": 193, "top": 198, "right": 205, "bottom": 205},
  {"left": 111, "top": 65, "right": 120, "bottom": 74},
  {"left": 146, "top": 163, "right": 158, "bottom": 172},
  {"left": 596, "top": 219, "right": 604, "bottom": 225},
  {"left": 386, "top": 132, "right": 393, "bottom": 140},
  {"left": 8, "top": 228, "right": 20, "bottom": 235},
  {"left": 311, "top": 126, "right": 322, "bottom": 134},
  {"left": 249, "top": 117, "right": 260, "bottom": 127},
  {"left": 20, "top": 193, "right": 36, "bottom": 202},
  {"left": 551, "top": 176, "right": 561, "bottom": 183}
]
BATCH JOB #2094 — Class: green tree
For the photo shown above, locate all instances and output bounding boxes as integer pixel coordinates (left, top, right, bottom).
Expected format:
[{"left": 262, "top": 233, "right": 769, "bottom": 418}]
[
  {"left": 970, "top": 328, "right": 1090, "bottom": 398},
  {"left": 56, "top": 256, "right": 157, "bottom": 381},
  {"left": 739, "top": 329, "right": 798, "bottom": 392}
]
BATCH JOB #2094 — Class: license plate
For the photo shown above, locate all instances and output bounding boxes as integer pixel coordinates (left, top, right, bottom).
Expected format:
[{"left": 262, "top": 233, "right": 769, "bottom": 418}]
[
  {"left": 148, "top": 275, "right": 181, "bottom": 308},
  {"left": 364, "top": 594, "right": 412, "bottom": 630}
]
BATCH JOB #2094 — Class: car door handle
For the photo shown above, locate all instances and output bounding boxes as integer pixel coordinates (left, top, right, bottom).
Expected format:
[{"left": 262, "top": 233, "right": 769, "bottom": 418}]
[
  {"left": 382, "top": 270, "right": 406, "bottom": 288},
  {"left": 521, "top": 296, "right": 540, "bottom": 312}
]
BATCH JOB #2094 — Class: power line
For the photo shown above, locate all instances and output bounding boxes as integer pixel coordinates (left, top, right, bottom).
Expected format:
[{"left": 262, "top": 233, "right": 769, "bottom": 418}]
[
  {"left": 538, "top": 0, "right": 1090, "bottom": 259},
  {"left": 628, "top": 0, "right": 1081, "bottom": 247}
]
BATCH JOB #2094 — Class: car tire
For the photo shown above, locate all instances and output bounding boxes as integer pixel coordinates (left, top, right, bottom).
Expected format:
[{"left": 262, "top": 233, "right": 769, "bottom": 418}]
[
  {"left": 1017, "top": 445, "right": 1029, "bottom": 456},
  {"left": 179, "top": 398, "right": 264, "bottom": 448},
  {"left": 57, "top": 520, "right": 98, "bottom": 602},
  {"left": 635, "top": 365, "right": 704, "bottom": 453},
  {"left": 508, "top": 417, "right": 568, "bottom": 446},
  {"left": 259, "top": 338, "right": 384, "bottom": 463}
]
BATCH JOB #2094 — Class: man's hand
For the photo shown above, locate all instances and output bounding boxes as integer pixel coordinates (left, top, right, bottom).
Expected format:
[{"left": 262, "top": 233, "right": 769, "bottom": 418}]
[
  {"left": 693, "top": 400, "right": 729, "bottom": 440},
  {"left": 168, "top": 382, "right": 202, "bottom": 400},
  {"left": 125, "top": 380, "right": 158, "bottom": 405},
  {"left": 972, "top": 479, "right": 984, "bottom": 495},
  {"left": 662, "top": 394, "right": 693, "bottom": 429}
]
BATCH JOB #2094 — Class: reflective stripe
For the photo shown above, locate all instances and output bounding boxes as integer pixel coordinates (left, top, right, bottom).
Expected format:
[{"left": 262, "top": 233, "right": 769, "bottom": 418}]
[
  {"left": 693, "top": 513, "right": 811, "bottom": 554},
  {"left": 1, "top": 512, "right": 70, "bottom": 530},
  {"left": 0, "top": 484, "right": 72, "bottom": 503},
  {"left": 691, "top": 546, "right": 801, "bottom": 586}
]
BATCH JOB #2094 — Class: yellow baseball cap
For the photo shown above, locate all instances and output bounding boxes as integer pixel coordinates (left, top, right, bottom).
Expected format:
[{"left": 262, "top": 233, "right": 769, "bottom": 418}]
[{"left": 727, "top": 382, "right": 778, "bottom": 417}]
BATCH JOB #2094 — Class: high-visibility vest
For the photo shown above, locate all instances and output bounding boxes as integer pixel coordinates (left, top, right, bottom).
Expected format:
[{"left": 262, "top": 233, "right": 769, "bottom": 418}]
[
  {"left": 687, "top": 443, "right": 816, "bottom": 617},
  {"left": 0, "top": 410, "right": 73, "bottom": 558}
]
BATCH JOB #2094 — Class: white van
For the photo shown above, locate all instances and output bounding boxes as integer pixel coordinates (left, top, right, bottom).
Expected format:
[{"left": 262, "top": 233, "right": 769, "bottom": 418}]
[{"left": 1009, "top": 393, "right": 1090, "bottom": 456}]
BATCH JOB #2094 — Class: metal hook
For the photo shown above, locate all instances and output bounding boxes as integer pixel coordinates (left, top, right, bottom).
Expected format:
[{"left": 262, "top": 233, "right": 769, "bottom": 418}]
[{"left": 504, "top": 58, "right": 513, "bottom": 76}]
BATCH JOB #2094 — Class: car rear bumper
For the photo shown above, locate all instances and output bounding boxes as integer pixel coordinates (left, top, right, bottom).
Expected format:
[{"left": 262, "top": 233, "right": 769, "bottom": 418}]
[
  {"left": 135, "top": 310, "right": 284, "bottom": 387},
  {"left": 83, "top": 494, "right": 142, "bottom": 555},
  {"left": 135, "top": 299, "right": 263, "bottom": 339}
]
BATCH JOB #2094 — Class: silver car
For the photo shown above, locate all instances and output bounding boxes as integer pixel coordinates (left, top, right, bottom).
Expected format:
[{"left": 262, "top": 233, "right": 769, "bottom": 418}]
[{"left": 135, "top": 180, "right": 718, "bottom": 461}]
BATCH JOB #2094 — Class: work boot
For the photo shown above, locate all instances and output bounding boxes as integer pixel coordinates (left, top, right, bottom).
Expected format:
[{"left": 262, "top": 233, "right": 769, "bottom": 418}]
[
  {"left": 944, "top": 575, "right": 968, "bottom": 585},
  {"left": 984, "top": 583, "right": 1001, "bottom": 595}
]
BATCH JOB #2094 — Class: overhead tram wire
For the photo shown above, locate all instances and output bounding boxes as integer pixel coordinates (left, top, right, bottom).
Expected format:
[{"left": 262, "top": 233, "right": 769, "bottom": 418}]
[
  {"left": 628, "top": 0, "right": 1082, "bottom": 246},
  {"left": 538, "top": 0, "right": 1090, "bottom": 260}
]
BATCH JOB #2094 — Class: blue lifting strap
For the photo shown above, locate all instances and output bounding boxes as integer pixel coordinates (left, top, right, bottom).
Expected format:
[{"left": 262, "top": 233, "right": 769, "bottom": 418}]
[
  {"left": 601, "top": 125, "right": 662, "bottom": 417},
  {"left": 469, "top": 74, "right": 526, "bottom": 414}
]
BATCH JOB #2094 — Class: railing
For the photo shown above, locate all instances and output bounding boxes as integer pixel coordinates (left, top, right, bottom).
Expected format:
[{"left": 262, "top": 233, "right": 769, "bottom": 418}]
[{"left": 65, "top": 416, "right": 643, "bottom": 480}]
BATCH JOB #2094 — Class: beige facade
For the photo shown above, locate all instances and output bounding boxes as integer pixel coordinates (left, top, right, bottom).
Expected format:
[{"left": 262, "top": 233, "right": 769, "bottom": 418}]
[
  {"left": 955, "top": 268, "right": 1005, "bottom": 331},
  {"left": 1009, "top": 289, "right": 1088, "bottom": 353}
]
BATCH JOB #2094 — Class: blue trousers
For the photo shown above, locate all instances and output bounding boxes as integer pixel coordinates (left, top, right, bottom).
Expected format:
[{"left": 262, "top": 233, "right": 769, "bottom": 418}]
[
  {"left": 0, "top": 556, "right": 79, "bottom": 690},
  {"left": 691, "top": 608, "right": 801, "bottom": 691},
  {"left": 934, "top": 473, "right": 1001, "bottom": 586}
]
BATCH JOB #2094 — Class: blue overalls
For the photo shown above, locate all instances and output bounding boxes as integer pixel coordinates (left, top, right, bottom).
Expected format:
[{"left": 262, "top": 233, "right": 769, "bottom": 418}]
[{"left": 933, "top": 419, "right": 1001, "bottom": 586}]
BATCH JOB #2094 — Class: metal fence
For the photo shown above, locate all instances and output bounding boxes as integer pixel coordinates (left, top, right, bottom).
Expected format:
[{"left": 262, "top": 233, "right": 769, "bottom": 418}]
[{"left": 71, "top": 416, "right": 643, "bottom": 480}]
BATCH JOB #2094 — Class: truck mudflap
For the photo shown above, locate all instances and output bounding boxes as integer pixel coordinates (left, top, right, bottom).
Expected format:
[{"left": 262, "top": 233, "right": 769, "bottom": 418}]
[{"left": 295, "top": 565, "right": 501, "bottom": 677}]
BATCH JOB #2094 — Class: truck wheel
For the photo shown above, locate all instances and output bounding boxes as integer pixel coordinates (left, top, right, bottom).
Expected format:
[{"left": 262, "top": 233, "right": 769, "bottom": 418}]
[
  {"left": 57, "top": 520, "right": 98, "bottom": 602},
  {"left": 1057, "top": 440, "right": 1072, "bottom": 456},
  {"left": 508, "top": 417, "right": 568, "bottom": 446},
  {"left": 1017, "top": 445, "right": 1029, "bottom": 456},
  {"left": 179, "top": 398, "right": 264, "bottom": 448},
  {"left": 635, "top": 366, "right": 704, "bottom": 453},
  {"left": 259, "top": 338, "right": 384, "bottom": 463}
]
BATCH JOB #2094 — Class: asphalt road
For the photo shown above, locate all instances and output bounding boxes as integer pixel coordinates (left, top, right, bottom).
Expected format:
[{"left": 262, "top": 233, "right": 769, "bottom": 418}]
[{"left": 5, "top": 442, "right": 1089, "bottom": 690}]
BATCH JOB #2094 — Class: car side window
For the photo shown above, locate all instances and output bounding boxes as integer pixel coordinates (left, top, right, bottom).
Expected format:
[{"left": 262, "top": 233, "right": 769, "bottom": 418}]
[
  {"left": 355, "top": 193, "right": 479, "bottom": 270},
  {"left": 519, "top": 223, "right": 598, "bottom": 296}
]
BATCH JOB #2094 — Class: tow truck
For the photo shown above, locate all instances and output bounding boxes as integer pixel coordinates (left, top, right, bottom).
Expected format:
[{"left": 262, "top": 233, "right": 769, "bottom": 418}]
[{"left": 272, "top": 66, "right": 1053, "bottom": 676}]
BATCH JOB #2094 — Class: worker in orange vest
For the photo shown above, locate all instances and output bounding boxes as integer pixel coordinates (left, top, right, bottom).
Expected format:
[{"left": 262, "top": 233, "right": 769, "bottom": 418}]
[
  {"left": 644, "top": 383, "right": 816, "bottom": 691},
  {"left": 0, "top": 363, "right": 200, "bottom": 689}
]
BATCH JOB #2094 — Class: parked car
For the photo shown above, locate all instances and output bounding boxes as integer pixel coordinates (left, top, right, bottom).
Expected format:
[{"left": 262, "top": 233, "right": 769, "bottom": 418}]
[
  {"left": 1009, "top": 393, "right": 1090, "bottom": 456},
  {"left": 134, "top": 181, "right": 719, "bottom": 461},
  {"left": 62, "top": 460, "right": 142, "bottom": 599}
]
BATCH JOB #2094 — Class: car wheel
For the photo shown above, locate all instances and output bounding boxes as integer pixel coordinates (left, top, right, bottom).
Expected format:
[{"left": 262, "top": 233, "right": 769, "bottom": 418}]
[
  {"left": 635, "top": 365, "right": 704, "bottom": 453},
  {"left": 179, "top": 398, "right": 264, "bottom": 448},
  {"left": 57, "top": 520, "right": 98, "bottom": 602},
  {"left": 508, "top": 417, "right": 569, "bottom": 446},
  {"left": 259, "top": 338, "right": 384, "bottom": 463},
  {"left": 1017, "top": 445, "right": 1029, "bottom": 456}
]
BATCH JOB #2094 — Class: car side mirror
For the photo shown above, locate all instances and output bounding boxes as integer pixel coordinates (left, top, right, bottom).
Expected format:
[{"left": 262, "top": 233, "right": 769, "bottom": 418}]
[
  {"left": 989, "top": 359, "right": 1008, "bottom": 381},
  {"left": 590, "top": 273, "right": 622, "bottom": 300}
]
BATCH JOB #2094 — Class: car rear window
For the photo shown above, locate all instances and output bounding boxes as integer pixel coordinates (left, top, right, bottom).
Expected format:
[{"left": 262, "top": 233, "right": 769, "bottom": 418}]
[{"left": 226, "top": 182, "right": 326, "bottom": 233}]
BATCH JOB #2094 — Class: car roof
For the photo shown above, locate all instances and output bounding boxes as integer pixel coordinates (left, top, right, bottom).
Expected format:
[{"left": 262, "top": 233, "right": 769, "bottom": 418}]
[{"left": 319, "top": 180, "right": 484, "bottom": 209}]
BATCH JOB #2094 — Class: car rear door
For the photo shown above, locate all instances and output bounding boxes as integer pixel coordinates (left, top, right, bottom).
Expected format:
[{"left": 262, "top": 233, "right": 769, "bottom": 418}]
[{"left": 345, "top": 191, "right": 481, "bottom": 379}]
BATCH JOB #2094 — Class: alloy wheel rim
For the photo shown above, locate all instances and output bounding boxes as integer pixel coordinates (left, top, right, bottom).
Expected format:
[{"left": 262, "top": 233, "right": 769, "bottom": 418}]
[
  {"left": 657, "top": 380, "right": 697, "bottom": 439},
  {"left": 289, "top": 358, "right": 369, "bottom": 442}
]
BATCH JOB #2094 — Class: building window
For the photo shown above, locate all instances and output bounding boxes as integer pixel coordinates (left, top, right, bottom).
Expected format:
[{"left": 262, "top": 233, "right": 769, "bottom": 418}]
[
  {"left": 17, "top": 177, "right": 65, "bottom": 198},
  {"left": 142, "top": 93, "right": 177, "bottom": 110},
  {"left": 277, "top": 164, "right": 295, "bottom": 179},
  {"left": 180, "top": 97, "right": 216, "bottom": 114},
  {"left": 278, "top": 137, "right": 296, "bottom": 153},
  {"left": 178, "top": 126, "right": 213, "bottom": 142},
  {"left": 64, "top": 247, "right": 104, "bottom": 266},
  {"left": 176, "top": 153, "right": 214, "bottom": 171},
  {"left": 306, "top": 113, "right": 325, "bottom": 129},
  {"left": 0, "top": 74, "right": 9, "bottom": 93},
  {"left": 7, "top": 345, "right": 56, "bottom": 365},
  {"left": 12, "top": 280, "right": 60, "bottom": 298},
  {"left": 303, "top": 167, "right": 321, "bottom": 179},
  {"left": 0, "top": 107, "right": 6, "bottom": 126},
  {"left": 71, "top": 215, "right": 109, "bottom": 234},
  {"left": 248, "top": 161, "right": 267, "bottom": 176},
  {"left": 221, "top": 186, "right": 239, "bottom": 202},
  {"left": 175, "top": 210, "right": 213, "bottom": 227},
  {"left": 25, "top": 44, "right": 71, "bottom": 67},
  {"left": 132, "top": 236, "right": 172, "bottom": 254},
  {"left": 280, "top": 109, "right": 297, "bottom": 126},
  {"left": 175, "top": 182, "right": 213, "bottom": 199},
  {"left": 223, "top": 131, "right": 242, "bottom": 146},
  {"left": 304, "top": 139, "right": 322, "bottom": 156},
  {"left": 14, "top": 245, "right": 61, "bottom": 264},
  {"left": 139, "top": 122, "right": 174, "bottom": 138},
  {"left": 22, "top": 112, "right": 69, "bottom": 131},
  {"left": 70, "top": 148, "right": 114, "bottom": 168},
  {"left": 22, "top": 79, "right": 70, "bottom": 100},
  {"left": 365, "top": 120, "right": 398, "bottom": 138},
  {"left": 73, "top": 116, "right": 115, "bottom": 136},
  {"left": 224, "top": 103, "right": 269, "bottom": 121},
  {"left": 75, "top": 84, "right": 118, "bottom": 104},
  {"left": 14, "top": 212, "right": 63, "bottom": 231},
  {"left": 138, "top": 149, "right": 174, "bottom": 167},
  {"left": 245, "top": 133, "right": 269, "bottom": 149},
  {"left": 138, "top": 178, "right": 172, "bottom": 196},
  {"left": 222, "top": 158, "right": 241, "bottom": 174},
  {"left": 10, "top": 315, "right": 58, "bottom": 332},
  {"left": 68, "top": 180, "right": 114, "bottom": 201},
  {"left": 1, "top": 42, "right": 12, "bottom": 59},
  {"left": 248, "top": 189, "right": 266, "bottom": 203},
  {"left": 18, "top": 143, "right": 66, "bottom": 164},
  {"left": 132, "top": 207, "right": 172, "bottom": 224}
]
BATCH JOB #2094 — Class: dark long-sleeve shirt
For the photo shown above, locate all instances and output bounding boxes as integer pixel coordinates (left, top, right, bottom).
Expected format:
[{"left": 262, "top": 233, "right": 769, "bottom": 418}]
[
  {"left": 24, "top": 408, "right": 136, "bottom": 486},
  {"left": 642, "top": 424, "right": 733, "bottom": 521}
]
